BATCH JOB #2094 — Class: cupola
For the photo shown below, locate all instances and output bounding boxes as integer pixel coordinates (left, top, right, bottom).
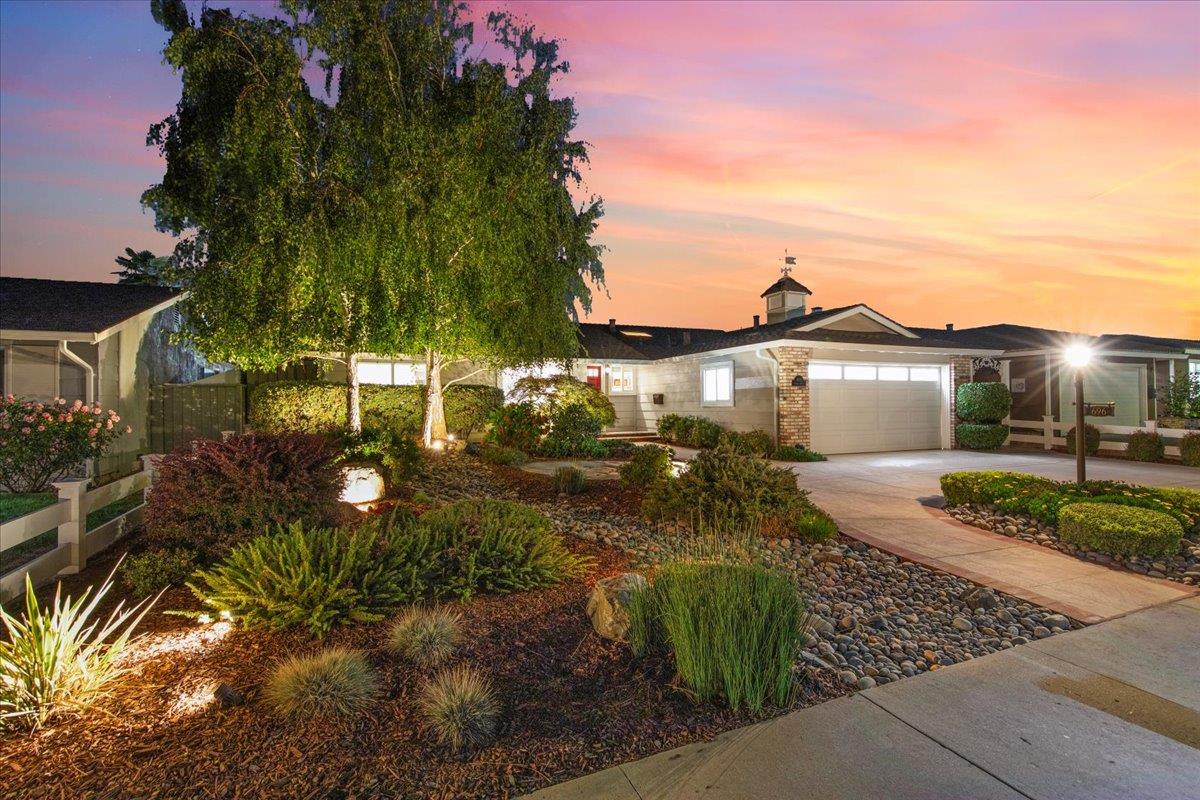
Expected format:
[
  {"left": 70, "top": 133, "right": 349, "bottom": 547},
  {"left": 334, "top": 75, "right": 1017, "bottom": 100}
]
[{"left": 760, "top": 254, "right": 812, "bottom": 324}]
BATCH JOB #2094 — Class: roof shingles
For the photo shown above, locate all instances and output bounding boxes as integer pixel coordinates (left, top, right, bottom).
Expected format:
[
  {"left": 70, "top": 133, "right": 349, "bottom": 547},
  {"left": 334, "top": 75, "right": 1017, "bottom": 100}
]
[{"left": 1, "top": 278, "right": 179, "bottom": 335}]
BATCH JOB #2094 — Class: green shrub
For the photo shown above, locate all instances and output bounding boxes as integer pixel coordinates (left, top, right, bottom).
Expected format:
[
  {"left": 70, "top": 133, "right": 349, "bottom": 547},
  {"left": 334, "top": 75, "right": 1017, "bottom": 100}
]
[
  {"left": 955, "top": 382, "right": 1012, "bottom": 424},
  {"left": 642, "top": 448, "right": 821, "bottom": 539},
  {"left": 618, "top": 444, "right": 674, "bottom": 488},
  {"left": 1181, "top": 433, "right": 1200, "bottom": 468},
  {"left": 1, "top": 572, "right": 156, "bottom": 730},
  {"left": 264, "top": 648, "right": 378, "bottom": 720},
  {"left": 1058, "top": 502, "right": 1183, "bottom": 559},
  {"left": 414, "top": 500, "right": 591, "bottom": 599},
  {"left": 387, "top": 607, "right": 461, "bottom": 667},
  {"left": 509, "top": 374, "right": 616, "bottom": 428},
  {"left": 249, "top": 381, "right": 503, "bottom": 439},
  {"left": 628, "top": 561, "right": 806, "bottom": 711},
  {"left": 189, "top": 519, "right": 424, "bottom": 637},
  {"left": 1126, "top": 431, "right": 1165, "bottom": 462},
  {"left": 940, "top": 471, "right": 1006, "bottom": 506},
  {"left": 1065, "top": 424, "right": 1101, "bottom": 456},
  {"left": 795, "top": 509, "right": 839, "bottom": 541},
  {"left": 657, "top": 414, "right": 723, "bottom": 448},
  {"left": 0, "top": 397, "right": 130, "bottom": 493},
  {"left": 553, "top": 465, "right": 587, "bottom": 495},
  {"left": 336, "top": 428, "right": 422, "bottom": 490},
  {"left": 955, "top": 423, "right": 1008, "bottom": 450},
  {"left": 688, "top": 417, "right": 723, "bottom": 449},
  {"left": 717, "top": 430, "right": 775, "bottom": 457},
  {"left": 773, "top": 445, "right": 826, "bottom": 463},
  {"left": 478, "top": 444, "right": 529, "bottom": 466},
  {"left": 538, "top": 403, "right": 604, "bottom": 457},
  {"left": 122, "top": 548, "right": 198, "bottom": 596},
  {"left": 656, "top": 414, "right": 683, "bottom": 441},
  {"left": 418, "top": 665, "right": 500, "bottom": 753},
  {"left": 142, "top": 433, "right": 344, "bottom": 560},
  {"left": 602, "top": 439, "right": 638, "bottom": 458},
  {"left": 486, "top": 402, "right": 547, "bottom": 451}
]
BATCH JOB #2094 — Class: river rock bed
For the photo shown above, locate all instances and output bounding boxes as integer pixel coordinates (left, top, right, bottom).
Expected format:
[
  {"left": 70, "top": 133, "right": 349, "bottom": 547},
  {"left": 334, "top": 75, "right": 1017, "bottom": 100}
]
[
  {"left": 414, "top": 454, "right": 1080, "bottom": 688},
  {"left": 945, "top": 503, "right": 1200, "bottom": 585}
]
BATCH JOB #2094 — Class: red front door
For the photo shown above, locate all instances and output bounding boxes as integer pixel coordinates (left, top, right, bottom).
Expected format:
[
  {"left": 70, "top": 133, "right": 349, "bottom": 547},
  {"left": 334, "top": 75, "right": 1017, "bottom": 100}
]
[{"left": 586, "top": 364, "right": 602, "bottom": 390}]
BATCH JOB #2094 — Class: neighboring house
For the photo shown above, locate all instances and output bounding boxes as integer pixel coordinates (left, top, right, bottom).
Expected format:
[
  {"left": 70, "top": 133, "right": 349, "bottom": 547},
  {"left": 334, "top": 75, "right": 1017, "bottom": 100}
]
[{"left": 0, "top": 277, "right": 217, "bottom": 477}]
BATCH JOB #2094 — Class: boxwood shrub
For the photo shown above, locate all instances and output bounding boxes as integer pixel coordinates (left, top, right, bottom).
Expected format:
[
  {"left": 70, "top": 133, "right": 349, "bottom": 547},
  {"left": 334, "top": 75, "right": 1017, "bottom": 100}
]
[
  {"left": 1064, "top": 424, "right": 1101, "bottom": 456},
  {"left": 1058, "top": 502, "right": 1183, "bottom": 559},
  {"left": 1182, "top": 432, "right": 1200, "bottom": 468},
  {"left": 956, "top": 382, "right": 1012, "bottom": 424},
  {"left": 1125, "top": 430, "right": 1164, "bottom": 463},
  {"left": 249, "top": 381, "right": 503, "bottom": 438},
  {"left": 717, "top": 430, "right": 775, "bottom": 457},
  {"left": 656, "top": 414, "right": 723, "bottom": 449},
  {"left": 955, "top": 423, "right": 1008, "bottom": 450},
  {"left": 773, "top": 445, "right": 827, "bottom": 463}
]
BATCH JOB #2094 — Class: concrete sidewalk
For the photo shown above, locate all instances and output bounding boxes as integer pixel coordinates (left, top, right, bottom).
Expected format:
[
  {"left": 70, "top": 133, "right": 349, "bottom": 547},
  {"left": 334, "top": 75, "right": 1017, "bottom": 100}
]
[{"left": 523, "top": 596, "right": 1200, "bottom": 800}]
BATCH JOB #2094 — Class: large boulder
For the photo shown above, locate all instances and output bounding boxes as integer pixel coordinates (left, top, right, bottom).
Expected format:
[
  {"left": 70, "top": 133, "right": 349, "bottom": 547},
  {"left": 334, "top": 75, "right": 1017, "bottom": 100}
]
[{"left": 586, "top": 573, "right": 649, "bottom": 642}]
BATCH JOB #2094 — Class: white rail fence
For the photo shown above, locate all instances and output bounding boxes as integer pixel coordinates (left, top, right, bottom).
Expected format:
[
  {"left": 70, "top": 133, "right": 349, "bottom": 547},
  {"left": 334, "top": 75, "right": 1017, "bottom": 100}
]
[
  {"left": 0, "top": 455, "right": 162, "bottom": 603},
  {"left": 1008, "top": 416, "right": 1185, "bottom": 459}
]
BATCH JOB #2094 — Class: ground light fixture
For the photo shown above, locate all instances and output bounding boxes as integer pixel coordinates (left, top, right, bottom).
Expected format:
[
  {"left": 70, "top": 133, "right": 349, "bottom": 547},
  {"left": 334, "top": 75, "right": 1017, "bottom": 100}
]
[{"left": 1065, "top": 342, "right": 1093, "bottom": 483}]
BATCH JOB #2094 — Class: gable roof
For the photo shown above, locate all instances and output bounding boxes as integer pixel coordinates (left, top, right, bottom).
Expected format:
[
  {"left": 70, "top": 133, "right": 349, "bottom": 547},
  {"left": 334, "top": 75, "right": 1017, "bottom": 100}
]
[
  {"left": 0, "top": 277, "right": 181, "bottom": 338},
  {"left": 759, "top": 274, "right": 812, "bottom": 297}
]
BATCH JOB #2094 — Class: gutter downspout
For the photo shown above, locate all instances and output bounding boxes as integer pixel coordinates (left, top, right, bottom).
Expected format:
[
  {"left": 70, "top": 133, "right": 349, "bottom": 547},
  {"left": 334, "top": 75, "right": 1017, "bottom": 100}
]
[
  {"left": 59, "top": 341, "right": 95, "bottom": 404},
  {"left": 755, "top": 347, "right": 780, "bottom": 445}
]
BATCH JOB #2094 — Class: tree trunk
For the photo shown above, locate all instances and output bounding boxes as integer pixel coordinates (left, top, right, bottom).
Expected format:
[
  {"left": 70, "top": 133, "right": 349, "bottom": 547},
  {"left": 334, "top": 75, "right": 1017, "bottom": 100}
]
[
  {"left": 346, "top": 351, "right": 362, "bottom": 434},
  {"left": 422, "top": 349, "right": 448, "bottom": 447}
]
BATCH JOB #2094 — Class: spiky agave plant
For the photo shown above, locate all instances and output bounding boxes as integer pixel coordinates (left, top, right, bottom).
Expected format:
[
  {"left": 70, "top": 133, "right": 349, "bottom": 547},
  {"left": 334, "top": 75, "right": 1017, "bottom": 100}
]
[{"left": 1, "top": 570, "right": 158, "bottom": 729}]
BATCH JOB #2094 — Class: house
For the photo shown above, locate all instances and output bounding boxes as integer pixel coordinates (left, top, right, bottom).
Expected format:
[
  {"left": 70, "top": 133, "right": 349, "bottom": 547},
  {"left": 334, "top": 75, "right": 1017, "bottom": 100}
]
[{"left": 0, "top": 277, "right": 216, "bottom": 476}]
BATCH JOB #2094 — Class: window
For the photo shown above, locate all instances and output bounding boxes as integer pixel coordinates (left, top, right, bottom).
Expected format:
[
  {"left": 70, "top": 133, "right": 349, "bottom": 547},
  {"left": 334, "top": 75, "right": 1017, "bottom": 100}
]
[
  {"left": 843, "top": 365, "right": 877, "bottom": 381},
  {"left": 878, "top": 366, "right": 909, "bottom": 381},
  {"left": 809, "top": 363, "right": 842, "bottom": 380},
  {"left": 359, "top": 360, "right": 427, "bottom": 386},
  {"left": 701, "top": 361, "right": 733, "bottom": 406},
  {"left": 586, "top": 364, "right": 602, "bottom": 390},
  {"left": 609, "top": 365, "right": 635, "bottom": 394},
  {"left": 910, "top": 367, "right": 940, "bottom": 382},
  {"left": 1190, "top": 361, "right": 1200, "bottom": 377}
]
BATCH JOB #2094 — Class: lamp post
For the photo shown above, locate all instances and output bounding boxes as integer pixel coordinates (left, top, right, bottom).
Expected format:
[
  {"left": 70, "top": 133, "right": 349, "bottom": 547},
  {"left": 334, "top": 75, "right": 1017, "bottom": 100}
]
[{"left": 1064, "top": 343, "right": 1093, "bottom": 484}]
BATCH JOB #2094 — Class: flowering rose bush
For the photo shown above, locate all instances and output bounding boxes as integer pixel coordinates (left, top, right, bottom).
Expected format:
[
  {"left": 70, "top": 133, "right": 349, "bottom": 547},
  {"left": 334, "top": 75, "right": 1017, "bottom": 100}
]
[{"left": 0, "top": 396, "right": 130, "bottom": 493}]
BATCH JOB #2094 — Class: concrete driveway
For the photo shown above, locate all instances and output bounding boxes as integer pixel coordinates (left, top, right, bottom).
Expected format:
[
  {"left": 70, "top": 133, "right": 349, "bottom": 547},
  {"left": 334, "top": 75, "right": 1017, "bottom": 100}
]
[{"left": 786, "top": 449, "right": 1199, "bottom": 622}]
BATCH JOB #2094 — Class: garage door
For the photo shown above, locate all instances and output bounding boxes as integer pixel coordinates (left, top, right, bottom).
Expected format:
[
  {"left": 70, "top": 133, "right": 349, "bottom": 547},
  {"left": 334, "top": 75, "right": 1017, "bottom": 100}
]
[{"left": 810, "top": 363, "right": 944, "bottom": 454}]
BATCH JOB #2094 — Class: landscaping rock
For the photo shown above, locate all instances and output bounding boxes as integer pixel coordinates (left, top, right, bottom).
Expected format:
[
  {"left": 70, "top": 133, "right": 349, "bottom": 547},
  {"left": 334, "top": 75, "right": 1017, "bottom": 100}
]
[
  {"left": 585, "top": 573, "right": 649, "bottom": 642},
  {"left": 214, "top": 684, "right": 244, "bottom": 708},
  {"left": 961, "top": 586, "right": 1000, "bottom": 611}
]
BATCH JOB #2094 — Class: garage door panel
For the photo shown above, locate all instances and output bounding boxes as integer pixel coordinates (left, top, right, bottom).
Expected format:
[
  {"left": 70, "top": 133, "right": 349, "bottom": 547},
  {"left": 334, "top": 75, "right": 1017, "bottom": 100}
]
[{"left": 811, "top": 364, "right": 944, "bottom": 455}]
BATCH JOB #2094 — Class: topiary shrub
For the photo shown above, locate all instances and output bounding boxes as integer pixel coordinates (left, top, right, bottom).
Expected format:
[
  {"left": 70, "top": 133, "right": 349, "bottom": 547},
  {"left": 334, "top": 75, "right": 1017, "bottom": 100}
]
[
  {"left": 485, "top": 402, "right": 546, "bottom": 452},
  {"left": 1125, "top": 431, "right": 1165, "bottom": 463},
  {"left": 264, "top": 648, "right": 378, "bottom": 720},
  {"left": 553, "top": 465, "right": 587, "bottom": 495},
  {"left": 121, "top": 548, "right": 198, "bottom": 597},
  {"left": 955, "top": 382, "right": 1012, "bottom": 424},
  {"left": 773, "top": 445, "right": 826, "bottom": 462},
  {"left": 939, "top": 470, "right": 1012, "bottom": 506},
  {"left": 143, "top": 433, "right": 344, "bottom": 560},
  {"left": 955, "top": 423, "right": 1008, "bottom": 450},
  {"left": 627, "top": 560, "right": 806, "bottom": 711},
  {"left": 387, "top": 607, "right": 461, "bottom": 667},
  {"left": 717, "top": 430, "right": 775, "bottom": 457},
  {"left": 1058, "top": 502, "right": 1182, "bottom": 559},
  {"left": 618, "top": 444, "right": 674, "bottom": 488},
  {"left": 418, "top": 665, "right": 500, "bottom": 753},
  {"left": 508, "top": 374, "right": 616, "bottom": 428},
  {"left": 1065, "top": 424, "right": 1101, "bottom": 456},
  {"left": 537, "top": 403, "right": 605, "bottom": 457},
  {"left": 477, "top": 444, "right": 529, "bottom": 466},
  {"left": 1181, "top": 432, "right": 1200, "bottom": 468}
]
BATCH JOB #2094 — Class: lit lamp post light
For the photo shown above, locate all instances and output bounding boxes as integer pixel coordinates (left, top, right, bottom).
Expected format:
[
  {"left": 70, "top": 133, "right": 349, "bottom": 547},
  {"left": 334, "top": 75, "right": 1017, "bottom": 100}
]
[{"left": 1064, "top": 343, "right": 1093, "bottom": 484}]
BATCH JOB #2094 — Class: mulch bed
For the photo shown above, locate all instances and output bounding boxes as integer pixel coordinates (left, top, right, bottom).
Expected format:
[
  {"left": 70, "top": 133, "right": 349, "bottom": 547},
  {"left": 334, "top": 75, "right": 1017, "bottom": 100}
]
[
  {"left": 0, "top": 538, "right": 843, "bottom": 800},
  {"left": 491, "top": 464, "right": 647, "bottom": 518}
]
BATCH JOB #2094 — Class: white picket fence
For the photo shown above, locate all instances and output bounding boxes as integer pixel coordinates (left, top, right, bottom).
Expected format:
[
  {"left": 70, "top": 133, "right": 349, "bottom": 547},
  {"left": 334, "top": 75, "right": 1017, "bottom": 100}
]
[
  {"left": 1008, "top": 416, "right": 1185, "bottom": 459},
  {"left": 0, "top": 455, "right": 161, "bottom": 603}
]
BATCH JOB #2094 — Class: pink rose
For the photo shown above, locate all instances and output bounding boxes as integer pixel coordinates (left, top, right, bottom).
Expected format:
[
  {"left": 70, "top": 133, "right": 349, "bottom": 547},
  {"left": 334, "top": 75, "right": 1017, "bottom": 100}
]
[
  {"left": 37, "top": 425, "right": 45, "bottom": 432},
  {"left": 21, "top": 427, "right": 30, "bottom": 434}
]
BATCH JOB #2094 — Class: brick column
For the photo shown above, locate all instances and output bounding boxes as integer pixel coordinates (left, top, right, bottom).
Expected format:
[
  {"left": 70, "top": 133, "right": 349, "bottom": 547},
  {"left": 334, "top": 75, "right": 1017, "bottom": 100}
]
[
  {"left": 948, "top": 355, "right": 974, "bottom": 449},
  {"left": 777, "top": 347, "right": 812, "bottom": 448}
]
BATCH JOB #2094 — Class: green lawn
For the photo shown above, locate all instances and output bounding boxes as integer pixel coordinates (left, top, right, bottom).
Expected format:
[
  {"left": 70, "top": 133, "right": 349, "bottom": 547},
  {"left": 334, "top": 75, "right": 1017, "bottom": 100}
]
[
  {"left": 0, "top": 492, "right": 56, "bottom": 523},
  {"left": 0, "top": 490, "right": 146, "bottom": 569}
]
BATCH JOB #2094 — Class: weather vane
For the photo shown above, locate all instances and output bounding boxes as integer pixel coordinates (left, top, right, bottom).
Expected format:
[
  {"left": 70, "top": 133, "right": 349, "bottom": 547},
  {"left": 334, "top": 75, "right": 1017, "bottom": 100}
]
[{"left": 779, "top": 249, "right": 796, "bottom": 277}]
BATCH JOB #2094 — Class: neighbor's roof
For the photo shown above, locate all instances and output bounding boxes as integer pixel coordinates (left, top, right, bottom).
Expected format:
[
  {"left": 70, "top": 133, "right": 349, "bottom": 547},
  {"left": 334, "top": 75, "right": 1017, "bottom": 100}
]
[
  {"left": 759, "top": 274, "right": 812, "bottom": 297},
  {"left": 914, "top": 323, "right": 1200, "bottom": 356},
  {"left": 0, "top": 277, "right": 180, "bottom": 336}
]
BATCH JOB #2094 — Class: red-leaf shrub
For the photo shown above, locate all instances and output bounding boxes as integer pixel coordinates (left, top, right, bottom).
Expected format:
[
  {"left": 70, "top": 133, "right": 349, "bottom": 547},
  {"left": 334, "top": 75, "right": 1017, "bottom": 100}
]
[
  {"left": 0, "top": 396, "right": 131, "bottom": 492},
  {"left": 143, "top": 433, "right": 344, "bottom": 559}
]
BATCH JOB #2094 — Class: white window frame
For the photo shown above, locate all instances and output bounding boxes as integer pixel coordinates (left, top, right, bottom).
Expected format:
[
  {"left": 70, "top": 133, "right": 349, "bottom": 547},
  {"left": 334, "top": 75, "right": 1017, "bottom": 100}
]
[
  {"left": 608, "top": 364, "right": 636, "bottom": 395},
  {"left": 701, "top": 360, "right": 734, "bottom": 407},
  {"left": 359, "top": 359, "right": 427, "bottom": 386}
]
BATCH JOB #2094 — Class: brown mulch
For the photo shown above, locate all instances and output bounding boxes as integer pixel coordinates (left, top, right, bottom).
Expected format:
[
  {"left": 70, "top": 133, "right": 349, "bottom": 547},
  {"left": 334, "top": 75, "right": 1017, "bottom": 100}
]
[
  {"left": 491, "top": 464, "right": 648, "bottom": 518},
  {"left": 0, "top": 539, "right": 843, "bottom": 800}
]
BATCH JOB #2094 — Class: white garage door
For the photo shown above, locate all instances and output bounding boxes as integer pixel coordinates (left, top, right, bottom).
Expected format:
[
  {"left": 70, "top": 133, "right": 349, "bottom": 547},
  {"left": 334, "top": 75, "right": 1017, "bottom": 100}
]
[{"left": 810, "top": 363, "right": 944, "bottom": 454}]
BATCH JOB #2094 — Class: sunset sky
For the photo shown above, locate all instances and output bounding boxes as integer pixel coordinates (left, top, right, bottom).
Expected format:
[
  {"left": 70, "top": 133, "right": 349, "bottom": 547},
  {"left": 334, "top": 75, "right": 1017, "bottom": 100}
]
[{"left": 1, "top": 1, "right": 1197, "bottom": 337}]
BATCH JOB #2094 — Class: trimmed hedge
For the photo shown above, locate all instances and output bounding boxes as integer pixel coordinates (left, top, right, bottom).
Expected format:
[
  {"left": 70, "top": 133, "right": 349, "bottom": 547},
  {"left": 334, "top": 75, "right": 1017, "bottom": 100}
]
[
  {"left": 955, "top": 423, "right": 1008, "bottom": 450},
  {"left": 717, "top": 430, "right": 775, "bottom": 457},
  {"left": 657, "top": 414, "right": 723, "bottom": 449},
  {"left": 773, "top": 445, "right": 827, "bottom": 463},
  {"left": 1125, "top": 430, "right": 1164, "bottom": 463},
  {"left": 249, "top": 381, "right": 503, "bottom": 438},
  {"left": 1182, "top": 432, "right": 1200, "bottom": 468},
  {"left": 1064, "top": 424, "right": 1101, "bottom": 456},
  {"left": 1058, "top": 502, "right": 1183, "bottom": 559},
  {"left": 956, "top": 382, "right": 1012, "bottom": 424}
]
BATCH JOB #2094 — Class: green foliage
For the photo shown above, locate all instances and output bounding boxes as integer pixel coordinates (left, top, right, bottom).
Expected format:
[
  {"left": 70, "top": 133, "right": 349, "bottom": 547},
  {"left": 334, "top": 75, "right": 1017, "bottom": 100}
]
[
  {"left": 795, "top": 509, "right": 839, "bottom": 541},
  {"left": 122, "top": 548, "right": 198, "bottom": 597},
  {"left": 717, "top": 430, "right": 775, "bottom": 457},
  {"left": 618, "top": 444, "right": 675, "bottom": 488},
  {"left": 1125, "top": 431, "right": 1165, "bottom": 462},
  {"left": 642, "top": 447, "right": 826, "bottom": 540},
  {"left": 249, "top": 381, "right": 502, "bottom": 439},
  {"left": 553, "top": 465, "right": 587, "bottom": 495},
  {"left": 1181, "top": 433, "right": 1200, "bottom": 468},
  {"left": 1, "top": 572, "right": 157, "bottom": 730},
  {"left": 336, "top": 428, "right": 422, "bottom": 489},
  {"left": 628, "top": 561, "right": 806, "bottom": 712},
  {"left": 955, "top": 423, "right": 1008, "bottom": 450},
  {"left": 1058, "top": 503, "right": 1183, "bottom": 559},
  {"left": 0, "top": 492, "right": 54, "bottom": 523},
  {"left": 418, "top": 665, "right": 500, "bottom": 753},
  {"left": 656, "top": 414, "right": 682, "bottom": 440},
  {"left": 486, "top": 402, "right": 547, "bottom": 451},
  {"left": 387, "top": 607, "right": 461, "bottom": 667},
  {"left": 955, "top": 382, "right": 1013, "bottom": 424},
  {"left": 1161, "top": 373, "right": 1199, "bottom": 419},
  {"left": 112, "top": 246, "right": 176, "bottom": 287},
  {"left": 1065, "top": 424, "right": 1101, "bottom": 456},
  {"left": 773, "top": 445, "right": 827, "bottom": 463},
  {"left": 939, "top": 471, "right": 1011, "bottom": 506},
  {"left": 478, "top": 444, "right": 529, "bottom": 466},
  {"left": 658, "top": 414, "right": 723, "bottom": 449},
  {"left": 0, "top": 396, "right": 130, "bottom": 493},
  {"left": 537, "top": 403, "right": 605, "bottom": 457},
  {"left": 189, "top": 519, "right": 424, "bottom": 637},
  {"left": 509, "top": 374, "right": 616, "bottom": 427},
  {"left": 264, "top": 648, "right": 379, "bottom": 721}
]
